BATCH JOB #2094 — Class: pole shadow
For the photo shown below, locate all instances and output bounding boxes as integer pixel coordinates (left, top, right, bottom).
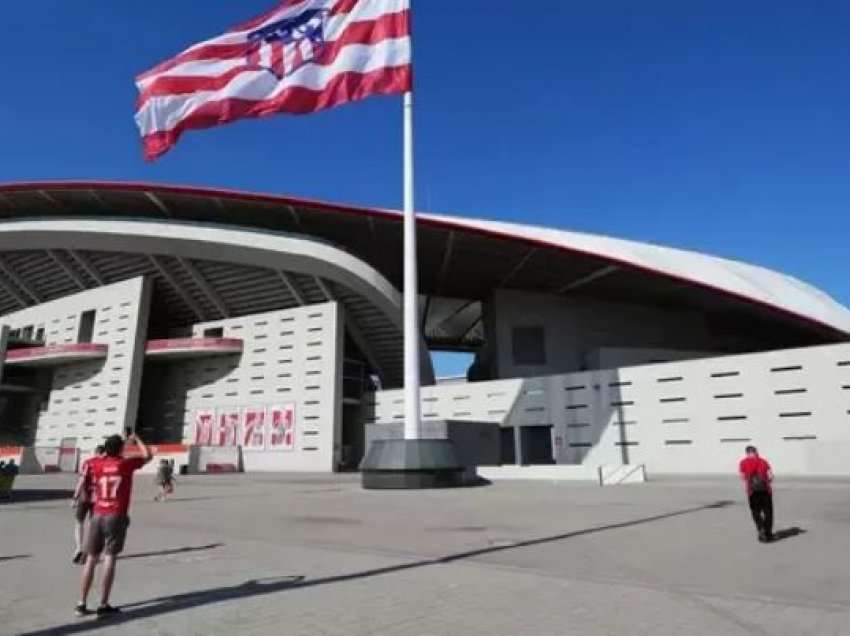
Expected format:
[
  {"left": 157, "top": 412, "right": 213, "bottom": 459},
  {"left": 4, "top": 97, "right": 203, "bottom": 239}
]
[
  {"left": 0, "top": 554, "right": 30, "bottom": 562},
  {"left": 0, "top": 489, "right": 73, "bottom": 505},
  {"left": 19, "top": 500, "right": 734, "bottom": 636},
  {"left": 119, "top": 543, "right": 223, "bottom": 561},
  {"left": 148, "top": 496, "right": 219, "bottom": 504}
]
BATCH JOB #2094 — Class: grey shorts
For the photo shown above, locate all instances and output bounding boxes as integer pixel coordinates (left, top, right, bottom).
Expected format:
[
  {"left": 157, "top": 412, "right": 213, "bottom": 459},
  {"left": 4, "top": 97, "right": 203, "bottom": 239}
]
[
  {"left": 73, "top": 501, "right": 93, "bottom": 523},
  {"left": 85, "top": 514, "right": 130, "bottom": 556}
]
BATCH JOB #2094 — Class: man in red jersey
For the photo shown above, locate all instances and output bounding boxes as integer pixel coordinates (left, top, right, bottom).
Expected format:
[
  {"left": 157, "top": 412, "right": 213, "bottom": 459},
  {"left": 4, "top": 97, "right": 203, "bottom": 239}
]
[
  {"left": 75, "top": 433, "right": 152, "bottom": 618},
  {"left": 71, "top": 445, "right": 105, "bottom": 564},
  {"left": 739, "top": 445, "right": 774, "bottom": 543}
]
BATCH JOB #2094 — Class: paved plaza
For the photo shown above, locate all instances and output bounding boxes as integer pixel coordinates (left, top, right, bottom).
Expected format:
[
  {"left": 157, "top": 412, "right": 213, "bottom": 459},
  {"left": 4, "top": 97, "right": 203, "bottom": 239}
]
[{"left": 1, "top": 472, "right": 849, "bottom": 635}]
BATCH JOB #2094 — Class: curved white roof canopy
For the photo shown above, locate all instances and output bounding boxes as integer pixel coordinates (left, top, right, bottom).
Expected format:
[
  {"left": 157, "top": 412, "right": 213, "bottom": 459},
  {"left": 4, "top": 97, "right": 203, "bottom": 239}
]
[
  {"left": 0, "top": 218, "right": 434, "bottom": 387},
  {"left": 0, "top": 180, "right": 846, "bottom": 341},
  {"left": 420, "top": 211, "right": 850, "bottom": 336}
]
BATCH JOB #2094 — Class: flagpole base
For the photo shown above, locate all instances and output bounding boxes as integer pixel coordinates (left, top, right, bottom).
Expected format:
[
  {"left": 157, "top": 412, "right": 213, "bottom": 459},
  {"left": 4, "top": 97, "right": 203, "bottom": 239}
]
[{"left": 360, "top": 439, "right": 465, "bottom": 489}]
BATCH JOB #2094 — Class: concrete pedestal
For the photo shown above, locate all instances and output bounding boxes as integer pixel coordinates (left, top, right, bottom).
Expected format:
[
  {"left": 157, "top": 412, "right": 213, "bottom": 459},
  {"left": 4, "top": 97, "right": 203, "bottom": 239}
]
[{"left": 360, "top": 438, "right": 465, "bottom": 489}]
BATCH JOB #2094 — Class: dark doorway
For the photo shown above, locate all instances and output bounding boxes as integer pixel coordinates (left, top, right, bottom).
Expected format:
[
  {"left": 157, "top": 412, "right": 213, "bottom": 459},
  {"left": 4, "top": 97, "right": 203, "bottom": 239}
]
[
  {"left": 0, "top": 366, "right": 53, "bottom": 446},
  {"left": 78, "top": 310, "right": 96, "bottom": 343},
  {"left": 521, "top": 425, "right": 555, "bottom": 465},
  {"left": 341, "top": 403, "right": 364, "bottom": 471},
  {"left": 500, "top": 427, "right": 516, "bottom": 465}
]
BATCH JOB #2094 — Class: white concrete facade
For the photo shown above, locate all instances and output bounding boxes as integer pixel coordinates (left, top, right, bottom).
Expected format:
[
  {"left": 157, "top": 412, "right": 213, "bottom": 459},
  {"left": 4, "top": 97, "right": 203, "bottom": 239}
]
[
  {"left": 139, "top": 302, "right": 345, "bottom": 472},
  {"left": 0, "top": 277, "right": 151, "bottom": 448},
  {"left": 0, "top": 280, "right": 348, "bottom": 473},
  {"left": 2, "top": 183, "right": 850, "bottom": 477},
  {"left": 367, "top": 341, "right": 850, "bottom": 477}
]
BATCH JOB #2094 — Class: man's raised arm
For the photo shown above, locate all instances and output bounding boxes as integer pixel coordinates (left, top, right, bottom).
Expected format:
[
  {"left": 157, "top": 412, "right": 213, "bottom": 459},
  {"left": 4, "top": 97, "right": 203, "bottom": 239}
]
[{"left": 129, "top": 433, "right": 153, "bottom": 464}]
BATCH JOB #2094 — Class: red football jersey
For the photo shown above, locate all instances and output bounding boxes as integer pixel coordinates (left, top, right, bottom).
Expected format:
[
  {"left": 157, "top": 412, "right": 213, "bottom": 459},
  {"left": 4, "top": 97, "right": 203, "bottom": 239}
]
[
  {"left": 739, "top": 456, "right": 772, "bottom": 495},
  {"left": 90, "top": 456, "right": 147, "bottom": 516}
]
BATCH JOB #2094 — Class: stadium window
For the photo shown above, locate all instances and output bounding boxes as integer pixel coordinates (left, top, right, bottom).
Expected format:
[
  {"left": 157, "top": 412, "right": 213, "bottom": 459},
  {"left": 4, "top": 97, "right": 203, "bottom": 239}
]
[
  {"left": 35, "top": 327, "right": 45, "bottom": 342},
  {"left": 22, "top": 325, "right": 34, "bottom": 340},
  {"left": 512, "top": 326, "right": 546, "bottom": 366},
  {"left": 204, "top": 327, "right": 224, "bottom": 338},
  {"left": 78, "top": 310, "right": 96, "bottom": 343}
]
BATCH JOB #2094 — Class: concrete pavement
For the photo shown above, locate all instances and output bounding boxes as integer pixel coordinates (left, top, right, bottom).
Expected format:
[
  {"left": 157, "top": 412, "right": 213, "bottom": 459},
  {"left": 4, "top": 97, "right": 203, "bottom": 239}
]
[{"left": 1, "top": 473, "right": 848, "bottom": 635}]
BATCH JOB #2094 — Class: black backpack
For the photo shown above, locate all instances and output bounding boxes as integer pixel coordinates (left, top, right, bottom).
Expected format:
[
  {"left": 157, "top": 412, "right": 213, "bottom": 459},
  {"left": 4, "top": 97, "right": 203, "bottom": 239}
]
[{"left": 749, "top": 472, "right": 769, "bottom": 493}]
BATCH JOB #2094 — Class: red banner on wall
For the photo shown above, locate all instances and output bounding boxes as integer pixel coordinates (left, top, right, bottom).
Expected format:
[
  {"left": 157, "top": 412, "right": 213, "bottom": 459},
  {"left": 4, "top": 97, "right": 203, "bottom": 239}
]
[
  {"left": 241, "top": 407, "right": 266, "bottom": 450},
  {"left": 190, "top": 404, "right": 298, "bottom": 451},
  {"left": 216, "top": 409, "right": 240, "bottom": 447},
  {"left": 193, "top": 409, "right": 215, "bottom": 446},
  {"left": 268, "top": 404, "right": 296, "bottom": 451}
]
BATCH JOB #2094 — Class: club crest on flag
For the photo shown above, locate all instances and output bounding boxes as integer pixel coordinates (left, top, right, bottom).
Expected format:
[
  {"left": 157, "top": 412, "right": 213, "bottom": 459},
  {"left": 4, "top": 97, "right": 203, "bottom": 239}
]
[{"left": 247, "top": 9, "right": 330, "bottom": 80}]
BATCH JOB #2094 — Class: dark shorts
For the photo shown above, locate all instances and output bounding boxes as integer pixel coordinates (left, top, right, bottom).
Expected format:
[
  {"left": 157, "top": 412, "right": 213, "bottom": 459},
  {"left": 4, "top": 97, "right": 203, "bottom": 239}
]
[
  {"left": 73, "top": 501, "right": 93, "bottom": 523},
  {"left": 85, "top": 514, "right": 130, "bottom": 556}
]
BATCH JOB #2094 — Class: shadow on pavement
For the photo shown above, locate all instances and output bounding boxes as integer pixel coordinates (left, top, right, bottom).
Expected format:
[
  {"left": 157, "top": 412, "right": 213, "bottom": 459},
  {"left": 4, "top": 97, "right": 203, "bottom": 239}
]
[
  {"left": 0, "top": 489, "right": 73, "bottom": 505},
  {"left": 152, "top": 496, "right": 219, "bottom": 503},
  {"left": 20, "top": 500, "right": 734, "bottom": 635},
  {"left": 120, "top": 543, "right": 224, "bottom": 561},
  {"left": 772, "top": 527, "right": 805, "bottom": 542},
  {"left": 0, "top": 554, "right": 31, "bottom": 562}
]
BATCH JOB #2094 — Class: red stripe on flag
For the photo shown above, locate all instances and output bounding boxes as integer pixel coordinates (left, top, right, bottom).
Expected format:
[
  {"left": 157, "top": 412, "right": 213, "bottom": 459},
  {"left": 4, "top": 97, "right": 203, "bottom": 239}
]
[
  {"left": 141, "top": 65, "right": 411, "bottom": 160},
  {"left": 138, "top": 43, "right": 255, "bottom": 84},
  {"left": 137, "top": 11, "right": 409, "bottom": 108},
  {"left": 247, "top": 46, "right": 260, "bottom": 67},
  {"left": 331, "top": 0, "right": 362, "bottom": 14}
]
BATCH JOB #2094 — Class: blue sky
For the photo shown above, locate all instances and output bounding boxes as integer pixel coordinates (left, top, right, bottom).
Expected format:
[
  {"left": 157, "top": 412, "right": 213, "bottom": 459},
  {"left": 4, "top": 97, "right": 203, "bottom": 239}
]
[{"left": 2, "top": 1, "right": 850, "bottom": 376}]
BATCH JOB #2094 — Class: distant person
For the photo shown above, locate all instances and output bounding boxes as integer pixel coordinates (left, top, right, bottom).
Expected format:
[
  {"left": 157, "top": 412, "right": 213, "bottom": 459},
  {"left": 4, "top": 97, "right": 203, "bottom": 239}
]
[
  {"left": 5, "top": 458, "right": 18, "bottom": 477},
  {"left": 71, "top": 445, "right": 105, "bottom": 564},
  {"left": 76, "top": 433, "right": 152, "bottom": 618},
  {"left": 0, "top": 460, "right": 9, "bottom": 500},
  {"left": 739, "top": 445, "right": 774, "bottom": 543},
  {"left": 153, "top": 458, "right": 175, "bottom": 502}
]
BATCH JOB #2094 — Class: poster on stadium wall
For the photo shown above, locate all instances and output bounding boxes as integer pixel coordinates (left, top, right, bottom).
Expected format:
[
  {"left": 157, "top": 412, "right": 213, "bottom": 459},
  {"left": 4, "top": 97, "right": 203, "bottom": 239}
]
[
  {"left": 241, "top": 407, "right": 266, "bottom": 450},
  {"left": 193, "top": 409, "right": 215, "bottom": 446},
  {"left": 268, "top": 404, "right": 296, "bottom": 451},
  {"left": 215, "top": 408, "right": 240, "bottom": 447}
]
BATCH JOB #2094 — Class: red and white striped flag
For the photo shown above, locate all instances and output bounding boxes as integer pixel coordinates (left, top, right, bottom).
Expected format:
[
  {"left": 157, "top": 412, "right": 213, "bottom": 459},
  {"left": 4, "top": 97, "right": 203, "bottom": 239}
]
[{"left": 135, "top": 0, "right": 411, "bottom": 160}]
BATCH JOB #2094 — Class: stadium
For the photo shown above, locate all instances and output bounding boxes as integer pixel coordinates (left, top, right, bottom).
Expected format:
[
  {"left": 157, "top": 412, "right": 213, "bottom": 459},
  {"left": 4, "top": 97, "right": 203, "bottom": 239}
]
[{"left": 0, "top": 180, "right": 848, "bottom": 476}]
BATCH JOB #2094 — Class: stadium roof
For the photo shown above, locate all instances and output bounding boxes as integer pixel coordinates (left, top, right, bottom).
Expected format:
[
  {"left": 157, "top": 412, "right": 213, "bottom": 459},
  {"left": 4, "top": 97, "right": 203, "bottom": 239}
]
[{"left": 0, "top": 180, "right": 848, "bottom": 352}]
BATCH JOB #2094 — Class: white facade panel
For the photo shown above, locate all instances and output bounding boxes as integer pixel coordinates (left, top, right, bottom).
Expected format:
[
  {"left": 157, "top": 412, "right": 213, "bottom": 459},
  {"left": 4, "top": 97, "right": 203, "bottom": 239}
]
[
  {"left": 144, "top": 301, "right": 344, "bottom": 472},
  {"left": 0, "top": 277, "right": 151, "bottom": 449},
  {"left": 368, "top": 342, "right": 850, "bottom": 477}
]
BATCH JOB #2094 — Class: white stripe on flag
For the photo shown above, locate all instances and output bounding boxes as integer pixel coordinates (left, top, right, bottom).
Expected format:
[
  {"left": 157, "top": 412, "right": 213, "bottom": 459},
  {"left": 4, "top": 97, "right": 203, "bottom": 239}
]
[
  {"left": 299, "top": 38, "right": 313, "bottom": 61},
  {"left": 260, "top": 43, "right": 273, "bottom": 71}
]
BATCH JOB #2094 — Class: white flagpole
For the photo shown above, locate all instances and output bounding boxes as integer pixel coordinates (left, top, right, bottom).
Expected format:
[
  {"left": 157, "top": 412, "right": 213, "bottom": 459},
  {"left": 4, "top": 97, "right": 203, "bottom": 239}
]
[{"left": 402, "top": 89, "right": 421, "bottom": 440}]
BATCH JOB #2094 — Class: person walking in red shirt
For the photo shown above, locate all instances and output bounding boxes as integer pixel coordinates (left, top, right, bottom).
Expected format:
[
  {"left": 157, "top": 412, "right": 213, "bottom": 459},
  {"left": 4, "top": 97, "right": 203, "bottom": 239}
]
[
  {"left": 739, "top": 445, "right": 774, "bottom": 543},
  {"left": 75, "top": 433, "right": 152, "bottom": 618}
]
